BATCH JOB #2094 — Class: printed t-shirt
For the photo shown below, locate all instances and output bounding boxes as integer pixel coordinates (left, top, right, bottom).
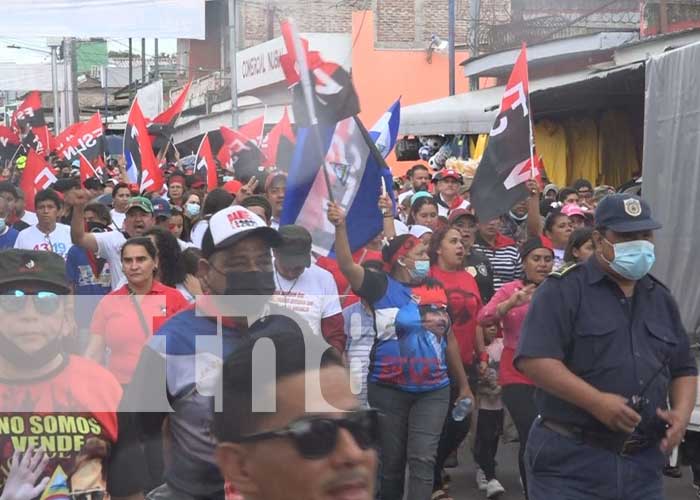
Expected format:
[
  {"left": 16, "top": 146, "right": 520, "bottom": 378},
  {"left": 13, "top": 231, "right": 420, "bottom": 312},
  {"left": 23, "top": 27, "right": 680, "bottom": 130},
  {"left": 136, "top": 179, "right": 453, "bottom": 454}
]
[
  {"left": 14, "top": 224, "right": 73, "bottom": 259},
  {"left": 66, "top": 245, "right": 112, "bottom": 329},
  {"left": 89, "top": 281, "right": 190, "bottom": 384},
  {"left": 356, "top": 271, "right": 450, "bottom": 393},
  {"left": 429, "top": 266, "right": 482, "bottom": 365},
  {"left": 0, "top": 227, "right": 19, "bottom": 249},
  {"left": 0, "top": 356, "right": 121, "bottom": 500},
  {"left": 271, "top": 263, "right": 342, "bottom": 338},
  {"left": 94, "top": 230, "right": 127, "bottom": 289}
]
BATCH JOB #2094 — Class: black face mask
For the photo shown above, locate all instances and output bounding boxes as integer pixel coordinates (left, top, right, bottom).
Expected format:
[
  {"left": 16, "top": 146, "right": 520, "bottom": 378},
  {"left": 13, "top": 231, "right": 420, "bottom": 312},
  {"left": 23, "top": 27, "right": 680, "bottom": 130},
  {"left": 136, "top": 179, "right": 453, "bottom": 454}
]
[
  {"left": 224, "top": 271, "right": 276, "bottom": 296},
  {"left": 0, "top": 334, "right": 63, "bottom": 371}
]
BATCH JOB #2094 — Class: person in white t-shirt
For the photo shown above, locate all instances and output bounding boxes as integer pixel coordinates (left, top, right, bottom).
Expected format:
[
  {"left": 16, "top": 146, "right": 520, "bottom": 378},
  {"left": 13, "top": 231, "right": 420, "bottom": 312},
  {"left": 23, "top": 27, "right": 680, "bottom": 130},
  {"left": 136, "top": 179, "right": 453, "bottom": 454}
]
[
  {"left": 14, "top": 188, "right": 73, "bottom": 260},
  {"left": 15, "top": 188, "right": 38, "bottom": 226},
  {"left": 271, "top": 224, "right": 345, "bottom": 353},
  {"left": 69, "top": 190, "right": 155, "bottom": 289},
  {"left": 110, "top": 182, "right": 132, "bottom": 231}
]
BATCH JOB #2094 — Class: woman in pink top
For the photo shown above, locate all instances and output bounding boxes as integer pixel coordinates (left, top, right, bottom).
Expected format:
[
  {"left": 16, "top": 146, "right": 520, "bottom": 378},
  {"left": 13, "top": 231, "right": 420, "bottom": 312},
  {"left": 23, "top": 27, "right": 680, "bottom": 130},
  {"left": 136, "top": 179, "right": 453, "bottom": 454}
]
[{"left": 477, "top": 237, "right": 554, "bottom": 498}]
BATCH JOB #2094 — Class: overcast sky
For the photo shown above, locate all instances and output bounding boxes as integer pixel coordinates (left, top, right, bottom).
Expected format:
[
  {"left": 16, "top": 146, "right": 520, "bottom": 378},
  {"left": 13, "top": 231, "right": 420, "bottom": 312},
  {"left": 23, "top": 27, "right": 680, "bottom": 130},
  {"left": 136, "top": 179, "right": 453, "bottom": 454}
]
[{"left": 0, "top": 38, "right": 177, "bottom": 64}]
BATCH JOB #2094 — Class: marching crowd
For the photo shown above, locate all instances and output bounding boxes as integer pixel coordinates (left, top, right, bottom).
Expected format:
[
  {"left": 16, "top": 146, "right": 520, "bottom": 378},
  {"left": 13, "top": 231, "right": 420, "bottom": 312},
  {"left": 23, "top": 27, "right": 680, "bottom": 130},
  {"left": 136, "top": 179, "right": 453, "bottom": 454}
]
[{"left": 0, "top": 151, "right": 696, "bottom": 500}]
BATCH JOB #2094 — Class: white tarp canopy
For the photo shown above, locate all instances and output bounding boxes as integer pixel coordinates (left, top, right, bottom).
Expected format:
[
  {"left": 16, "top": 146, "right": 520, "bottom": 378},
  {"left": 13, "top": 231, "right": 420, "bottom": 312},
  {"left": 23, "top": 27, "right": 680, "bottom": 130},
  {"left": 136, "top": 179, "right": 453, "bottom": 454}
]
[
  {"left": 1, "top": 0, "right": 205, "bottom": 39},
  {"left": 399, "top": 64, "right": 643, "bottom": 136}
]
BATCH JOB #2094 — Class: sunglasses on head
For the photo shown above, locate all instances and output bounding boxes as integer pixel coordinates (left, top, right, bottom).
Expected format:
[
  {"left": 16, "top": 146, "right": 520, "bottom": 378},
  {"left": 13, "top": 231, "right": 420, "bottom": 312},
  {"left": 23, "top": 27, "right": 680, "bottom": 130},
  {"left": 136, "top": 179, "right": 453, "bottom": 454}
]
[
  {"left": 237, "top": 409, "right": 378, "bottom": 460},
  {"left": 0, "top": 290, "right": 62, "bottom": 315}
]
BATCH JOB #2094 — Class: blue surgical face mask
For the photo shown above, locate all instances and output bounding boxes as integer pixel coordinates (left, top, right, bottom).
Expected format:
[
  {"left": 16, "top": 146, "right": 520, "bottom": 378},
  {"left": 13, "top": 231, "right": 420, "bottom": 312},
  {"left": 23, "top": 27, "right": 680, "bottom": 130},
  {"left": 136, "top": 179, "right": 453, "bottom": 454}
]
[
  {"left": 604, "top": 239, "right": 655, "bottom": 281},
  {"left": 407, "top": 259, "right": 430, "bottom": 280},
  {"left": 185, "top": 202, "right": 200, "bottom": 218},
  {"left": 0, "top": 218, "right": 5, "bottom": 234}
]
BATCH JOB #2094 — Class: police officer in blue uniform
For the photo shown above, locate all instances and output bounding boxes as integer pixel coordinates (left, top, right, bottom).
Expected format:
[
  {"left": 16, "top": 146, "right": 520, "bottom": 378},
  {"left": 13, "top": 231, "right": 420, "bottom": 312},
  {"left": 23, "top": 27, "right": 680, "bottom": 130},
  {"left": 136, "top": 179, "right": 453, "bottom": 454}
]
[{"left": 514, "top": 193, "right": 697, "bottom": 500}]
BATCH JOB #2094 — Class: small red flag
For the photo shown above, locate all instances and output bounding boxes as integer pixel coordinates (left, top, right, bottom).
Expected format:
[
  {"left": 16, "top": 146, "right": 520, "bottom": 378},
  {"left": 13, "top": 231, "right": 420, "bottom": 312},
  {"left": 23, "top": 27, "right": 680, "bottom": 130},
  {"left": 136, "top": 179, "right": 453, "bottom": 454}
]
[
  {"left": 261, "top": 108, "right": 295, "bottom": 168},
  {"left": 152, "top": 81, "right": 192, "bottom": 127},
  {"left": 124, "top": 100, "right": 163, "bottom": 194},
  {"left": 54, "top": 112, "right": 104, "bottom": 162},
  {"left": 13, "top": 91, "right": 45, "bottom": 132},
  {"left": 20, "top": 149, "right": 57, "bottom": 211},
  {"left": 217, "top": 116, "right": 265, "bottom": 170}
]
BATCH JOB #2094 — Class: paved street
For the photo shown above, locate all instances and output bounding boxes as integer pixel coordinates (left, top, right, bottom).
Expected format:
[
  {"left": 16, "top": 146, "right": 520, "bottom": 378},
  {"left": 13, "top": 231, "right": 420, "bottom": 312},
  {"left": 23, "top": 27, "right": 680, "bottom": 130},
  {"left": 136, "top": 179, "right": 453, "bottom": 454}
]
[{"left": 439, "top": 442, "right": 697, "bottom": 499}]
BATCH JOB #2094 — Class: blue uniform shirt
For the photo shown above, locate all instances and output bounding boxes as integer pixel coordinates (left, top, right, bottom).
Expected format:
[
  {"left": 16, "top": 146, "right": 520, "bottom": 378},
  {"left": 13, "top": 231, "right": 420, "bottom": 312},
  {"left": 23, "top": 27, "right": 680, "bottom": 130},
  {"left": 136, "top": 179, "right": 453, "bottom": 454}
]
[{"left": 515, "top": 257, "right": 697, "bottom": 432}]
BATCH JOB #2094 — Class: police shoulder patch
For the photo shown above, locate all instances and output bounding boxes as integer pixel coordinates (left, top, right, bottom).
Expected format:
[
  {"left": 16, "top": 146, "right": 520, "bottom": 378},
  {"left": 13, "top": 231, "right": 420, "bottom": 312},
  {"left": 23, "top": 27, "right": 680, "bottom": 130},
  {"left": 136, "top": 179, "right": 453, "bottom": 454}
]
[{"left": 549, "top": 262, "right": 580, "bottom": 279}]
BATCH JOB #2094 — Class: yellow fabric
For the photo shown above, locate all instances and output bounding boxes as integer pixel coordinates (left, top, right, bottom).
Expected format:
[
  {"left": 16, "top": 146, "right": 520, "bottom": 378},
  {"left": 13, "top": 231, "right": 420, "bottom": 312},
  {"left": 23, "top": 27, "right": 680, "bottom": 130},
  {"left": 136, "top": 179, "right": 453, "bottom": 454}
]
[
  {"left": 564, "top": 116, "right": 599, "bottom": 185},
  {"left": 534, "top": 120, "right": 568, "bottom": 187},
  {"left": 598, "top": 110, "right": 639, "bottom": 187},
  {"left": 470, "top": 134, "right": 489, "bottom": 159}
]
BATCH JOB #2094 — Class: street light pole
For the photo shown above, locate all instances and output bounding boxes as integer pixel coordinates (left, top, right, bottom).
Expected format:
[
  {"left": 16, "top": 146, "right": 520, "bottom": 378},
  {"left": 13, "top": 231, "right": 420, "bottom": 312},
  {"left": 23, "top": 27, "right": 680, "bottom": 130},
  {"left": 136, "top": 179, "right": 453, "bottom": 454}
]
[
  {"left": 448, "top": 0, "right": 456, "bottom": 96},
  {"left": 229, "top": 0, "right": 239, "bottom": 128},
  {"left": 49, "top": 44, "right": 60, "bottom": 131}
]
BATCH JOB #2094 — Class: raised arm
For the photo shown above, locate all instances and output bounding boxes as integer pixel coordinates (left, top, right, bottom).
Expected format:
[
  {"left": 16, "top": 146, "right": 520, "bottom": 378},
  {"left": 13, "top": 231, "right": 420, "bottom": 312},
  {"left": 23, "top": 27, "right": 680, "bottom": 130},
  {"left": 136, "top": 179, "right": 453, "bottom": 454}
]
[
  {"left": 68, "top": 189, "right": 98, "bottom": 253},
  {"left": 378, "top": 193, "right": 396, "bottom": 240},
  {"left": 327, "top": 202, "right": 365, "bottom": 292},
  {"left": 526, "top": 179, "right": 543, "bottom": 238}
]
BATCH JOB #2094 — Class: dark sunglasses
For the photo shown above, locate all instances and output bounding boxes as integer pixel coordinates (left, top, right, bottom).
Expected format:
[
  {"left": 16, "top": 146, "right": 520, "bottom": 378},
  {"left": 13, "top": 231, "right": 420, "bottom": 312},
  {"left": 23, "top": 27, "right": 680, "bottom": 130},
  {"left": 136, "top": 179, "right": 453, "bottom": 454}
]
[
  {"left": 0, "top": 290, "right": 62, "bottom": 315},
  {"left": 237, "top": 409, "right": 378, "bottom": 459},
  {"left": 70, "top": 490, "right": 106, "bottom": 500}
]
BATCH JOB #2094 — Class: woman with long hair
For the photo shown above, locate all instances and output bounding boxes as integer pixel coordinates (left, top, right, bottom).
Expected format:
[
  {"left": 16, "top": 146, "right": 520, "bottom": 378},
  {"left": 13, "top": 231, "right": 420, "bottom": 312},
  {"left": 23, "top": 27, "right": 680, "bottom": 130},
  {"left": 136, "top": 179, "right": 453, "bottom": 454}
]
[
  {"left": 428, "top": 227, "right": 484, "bottom": 499},
  {"left": 85, "top": 237, "right": 189, "bottom": 385},
  {"left": 563, "top": 227, "right": 594, "bottom": 265},
  {"left": 327, "top": 202, "right": 472, "bottom": 500},
  {"left": 407, "top": 194, "right": 440, "bottom": 231},
  {"left": 477, "top": 237, "right": 554, "bottom": 498}
]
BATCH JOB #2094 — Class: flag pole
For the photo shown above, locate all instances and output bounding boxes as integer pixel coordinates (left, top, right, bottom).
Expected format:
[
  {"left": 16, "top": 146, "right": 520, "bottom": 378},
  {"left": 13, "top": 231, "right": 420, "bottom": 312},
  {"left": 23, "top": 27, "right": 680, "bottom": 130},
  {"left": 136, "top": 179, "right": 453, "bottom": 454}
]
[
  {"left": 288, "top": 18, "right": 335, "bottom": 203},
  {"left": 522, "top": 43, "right": 537, "bottom": 180}
]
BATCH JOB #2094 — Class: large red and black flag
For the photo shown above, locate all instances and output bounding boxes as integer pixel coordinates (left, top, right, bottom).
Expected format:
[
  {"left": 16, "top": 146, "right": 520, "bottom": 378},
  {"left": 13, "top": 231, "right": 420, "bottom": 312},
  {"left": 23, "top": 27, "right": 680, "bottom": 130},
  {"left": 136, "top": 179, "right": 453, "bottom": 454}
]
[
  {"left": 13, "top": 91, "right": 45, "bottom": 132},
  {"left": 124, "top": 99, "right": 163, "bottom": 194},
  {"left": 21, "top": 127, "right": 52, "bottom": 156},
  {"left": 279, "top": 21, "right": 360, "bottom": 126},
  {"left": 194, "top": 133, "right": 218, "bottom": 191},
  {"left": 470, "top": 44, "right": 540, "bottom": 222},
  {"left": 0, "top": 126, "right": 20, "bottom": 164},
  {"left": 20, "top": 149, "right": 57, "bottom": 211},
  {"left": 148, "top": 81, "right": 192, "bottom": 153},
  {"left": 54, "top": 112, "right": 105, "bottom": 163},
  {"left": 261, "top": 107, "right": 295, "bottom": 170}
]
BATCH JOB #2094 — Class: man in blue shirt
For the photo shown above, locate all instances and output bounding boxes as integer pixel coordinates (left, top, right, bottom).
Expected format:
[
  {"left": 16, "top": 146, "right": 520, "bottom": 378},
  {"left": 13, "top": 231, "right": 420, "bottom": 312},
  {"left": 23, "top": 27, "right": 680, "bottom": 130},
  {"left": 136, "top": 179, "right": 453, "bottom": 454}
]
[
  {"left": 515, "top": 194, "right": 697, "bottom": 500},
  {"left": 0, "top": 187, "right": 18, "bottom": 249}
]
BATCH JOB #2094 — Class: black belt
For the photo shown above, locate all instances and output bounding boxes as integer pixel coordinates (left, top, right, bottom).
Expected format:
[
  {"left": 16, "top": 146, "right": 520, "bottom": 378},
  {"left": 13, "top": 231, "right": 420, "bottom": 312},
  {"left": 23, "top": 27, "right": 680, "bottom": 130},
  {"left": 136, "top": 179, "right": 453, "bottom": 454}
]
[{"left": 540, "top": 418, "right": 653, "bottom": 456}]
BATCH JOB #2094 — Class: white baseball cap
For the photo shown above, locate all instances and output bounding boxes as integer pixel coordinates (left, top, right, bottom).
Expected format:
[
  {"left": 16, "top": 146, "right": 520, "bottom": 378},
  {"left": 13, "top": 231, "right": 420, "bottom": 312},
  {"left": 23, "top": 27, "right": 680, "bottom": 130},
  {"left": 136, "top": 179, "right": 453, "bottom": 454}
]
[{"left": 202, "top": 205, "right": 280, "bottom": 258}]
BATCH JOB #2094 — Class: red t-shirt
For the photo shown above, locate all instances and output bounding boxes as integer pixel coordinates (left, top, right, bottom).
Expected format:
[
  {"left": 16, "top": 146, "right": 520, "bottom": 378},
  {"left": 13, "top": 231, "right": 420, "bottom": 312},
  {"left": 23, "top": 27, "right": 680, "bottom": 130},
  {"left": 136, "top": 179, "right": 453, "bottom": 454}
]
[
  {"left": 0, "top": 356, "right": 121, "bottom": 499},
  {"left": 316, "top": 248, "right": 383, "bottom": 307},
  {"left": 429, "top": 266, "right": 482, "bottom": 365},
  {"left": 90, "top": 281, "right": 189, "bottom": 384}
]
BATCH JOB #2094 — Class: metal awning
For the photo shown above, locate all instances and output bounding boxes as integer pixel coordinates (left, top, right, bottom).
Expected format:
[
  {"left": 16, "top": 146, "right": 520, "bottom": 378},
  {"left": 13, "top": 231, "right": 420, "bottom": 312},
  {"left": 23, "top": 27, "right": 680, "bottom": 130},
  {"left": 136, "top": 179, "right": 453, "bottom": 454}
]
[{"left": 398, "top": 62, "right": 644, "bottom": 136}]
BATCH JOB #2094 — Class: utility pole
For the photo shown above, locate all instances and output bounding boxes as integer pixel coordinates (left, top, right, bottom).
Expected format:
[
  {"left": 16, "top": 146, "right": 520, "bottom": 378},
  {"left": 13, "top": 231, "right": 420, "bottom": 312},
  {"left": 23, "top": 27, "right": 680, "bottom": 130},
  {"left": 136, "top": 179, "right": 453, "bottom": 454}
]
[
  {"left": 154, "top": 38, "right": 159, "bottom": 79},
  {"left": 469, "top": 0, "right": 481, "bottom": 91},
  {"left": 141, "top": 38, "right": 146, "bottom": 84},
  {"left": 448, "top": 0, "right": 456, "bottom": 96},
  {"left": 63, "top": 39, "right": 71, "bottom": 128},
  {"left": 47, "top": 40, "right": 61, "bottom": 132},
  {"left": 128, "top": 38, "right": 133, "bottom": 102},
  {"left": 229, "top": 0, "right": 239, "bottom": 128}
]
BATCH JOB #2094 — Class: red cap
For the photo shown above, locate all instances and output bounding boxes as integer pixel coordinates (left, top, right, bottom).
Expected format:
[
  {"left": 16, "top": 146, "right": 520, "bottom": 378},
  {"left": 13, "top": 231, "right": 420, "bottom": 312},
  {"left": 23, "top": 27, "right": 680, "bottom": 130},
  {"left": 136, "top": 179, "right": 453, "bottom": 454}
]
[
  {"left": 447, "top": 208, "right": 476, "bottom": 225},
  {"left": 222, "top": 180, "right": 243, "bottom": 195},
  {"left": 190, "top": 179, "right": 207, "bottom": 188},
  {"left": 432, "top": 169, "right": 463, "bottom": 184}
]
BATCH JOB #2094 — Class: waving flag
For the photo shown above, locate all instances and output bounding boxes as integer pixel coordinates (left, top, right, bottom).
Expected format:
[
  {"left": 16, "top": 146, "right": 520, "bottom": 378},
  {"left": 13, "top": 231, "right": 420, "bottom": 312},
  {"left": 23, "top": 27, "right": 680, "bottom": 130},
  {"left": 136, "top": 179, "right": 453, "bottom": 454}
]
[
  {"left": 279, "top": 20, "right": 360, "bottom": 126},
  {"left": 261, "top": 108, "right": 295, "bottom": 169},
  {"left": 13, "top": 91, "right": 45, "bottom": 132},
  {"left": 280, "top": 102, "right": 398, "bottom": 256},
  {"left": 148, "top": 81, "right": 192, "bottom": 153},
  {"left": 20, "top": 149, "right": 57, "bottom": 211},
  {"left": 217, "top": 116, "right": 265, "bottom": 179},
  {"left": 54, "top": 113, "right": 105, "bottom": 163},
  {"left": 0, "top": 126, "right": 20, "bottom": 163},
  {"left": 194, "top": 133, "right": 218, "bottom": 191},
  {"left": 369, "top": 98, "right": 400, "bottom": 159},
  {"left": 78, "top": 152, "right": 105, "bottom": 185},
  {"left": 470, "top": 44, "right": 536, "bottom": 222},
  {"left": 124, "top": 100, "right": 163, "bottom": 194},
  {"left": 22, "top": 126, "right": 52, "bottom": 156}
]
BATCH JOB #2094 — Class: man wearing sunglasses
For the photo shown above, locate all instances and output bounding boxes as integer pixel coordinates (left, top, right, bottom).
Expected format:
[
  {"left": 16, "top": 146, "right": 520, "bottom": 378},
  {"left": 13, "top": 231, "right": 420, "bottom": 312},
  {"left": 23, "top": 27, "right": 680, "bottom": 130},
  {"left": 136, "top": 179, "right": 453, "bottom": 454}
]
[
  {"left": 214, "top": 324, "right": 377, "bottom": 500},
  {"left": 0, "top": 250, "right": 122, "bottom": 500}
]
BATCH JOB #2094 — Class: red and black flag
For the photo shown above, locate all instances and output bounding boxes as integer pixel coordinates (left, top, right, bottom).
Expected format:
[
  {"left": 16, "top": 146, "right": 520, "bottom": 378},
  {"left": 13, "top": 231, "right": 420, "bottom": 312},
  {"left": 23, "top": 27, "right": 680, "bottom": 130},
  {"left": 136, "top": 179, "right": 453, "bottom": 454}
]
[
  {"left": 261, "top": 108, "right": 295, "bottom": 170},
  {"left": 78, "top": 152, "right": 106, "bottom": 186},
  {"left": 13, "top": 91, "right": 45, "bottom": 133},
  {"left": 20, "top": 149, "right": 57, "bottom": 211},
  {"left": 54, "top": 112, "right": 105, "bottom": 163},
  {"left": 279, "top": 21, "right": 360, "bottom": 126},
  {"left": 148, "top": 81, "right": 192, "bottom": 153},
  {"left": 124, "top": 99, "right": 163, "bottom": 194},
  {"left": 194, "top": 133, "right": 218, "bottom": 191},
  {"left": 470, "top": 44, "right": 537, "bottom": 222},
  {"left": 21, "top": 126, "right": 52, "bottom": 156},
  {"left": 217, "top": 116, "right": 265, "bottom": 179},
  {"left": 0, "top": 126, "right": 20, "bottom": 163}
]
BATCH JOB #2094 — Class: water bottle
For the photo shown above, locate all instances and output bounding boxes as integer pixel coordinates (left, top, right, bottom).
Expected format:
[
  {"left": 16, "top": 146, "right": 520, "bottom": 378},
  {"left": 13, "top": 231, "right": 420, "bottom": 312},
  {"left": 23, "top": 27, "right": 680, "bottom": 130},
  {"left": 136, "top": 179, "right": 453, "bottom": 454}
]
[{"left": 452, "top": 397, "right": 473, "bottom": 421}]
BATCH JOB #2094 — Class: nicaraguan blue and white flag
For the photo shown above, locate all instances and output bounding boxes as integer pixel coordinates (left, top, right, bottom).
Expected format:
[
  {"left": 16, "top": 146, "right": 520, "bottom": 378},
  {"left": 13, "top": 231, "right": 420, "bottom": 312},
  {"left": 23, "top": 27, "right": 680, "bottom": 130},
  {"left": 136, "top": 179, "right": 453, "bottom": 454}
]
[
  {"left": 281, "top": 100, "right": 400, "bottom": 256},
  {"left": 369, "top": 98, "right": 400, "bottom": 159}
]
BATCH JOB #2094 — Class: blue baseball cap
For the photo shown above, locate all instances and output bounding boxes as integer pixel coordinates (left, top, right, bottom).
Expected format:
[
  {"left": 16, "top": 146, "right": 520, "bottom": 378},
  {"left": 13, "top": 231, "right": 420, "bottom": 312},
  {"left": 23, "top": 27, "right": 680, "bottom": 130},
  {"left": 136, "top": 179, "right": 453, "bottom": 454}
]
[
  {"left": 151, "top": 197, "right": 172, "bottom": 219},
  {"left": 595, "top": 193, "right": 661, "bottom": 233}
]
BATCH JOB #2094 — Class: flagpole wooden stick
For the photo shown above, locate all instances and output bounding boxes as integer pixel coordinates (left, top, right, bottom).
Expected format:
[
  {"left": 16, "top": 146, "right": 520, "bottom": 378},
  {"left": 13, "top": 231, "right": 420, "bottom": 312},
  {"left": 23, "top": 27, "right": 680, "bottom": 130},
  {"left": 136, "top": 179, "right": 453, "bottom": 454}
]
[
  {"left": 288, "top": 18, "right": 335, "bottom": 204},
  {"left": 8, "top": 144, "right": 22, "bottom": 167}
]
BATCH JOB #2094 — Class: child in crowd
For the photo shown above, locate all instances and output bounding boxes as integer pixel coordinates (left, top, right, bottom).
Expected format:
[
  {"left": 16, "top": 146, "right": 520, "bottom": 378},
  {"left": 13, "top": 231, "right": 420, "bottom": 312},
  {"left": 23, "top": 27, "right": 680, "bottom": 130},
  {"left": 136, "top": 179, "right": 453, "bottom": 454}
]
[{"left": 474, "top": 320, "right": 506, "bottom": 498}]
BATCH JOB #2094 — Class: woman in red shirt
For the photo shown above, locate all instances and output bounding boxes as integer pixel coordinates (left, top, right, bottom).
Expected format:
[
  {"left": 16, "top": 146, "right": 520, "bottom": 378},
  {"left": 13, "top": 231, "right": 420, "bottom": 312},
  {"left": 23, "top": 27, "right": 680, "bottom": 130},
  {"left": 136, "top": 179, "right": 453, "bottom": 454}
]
[
  {"left": 428, "top": 226, "right": 483, "bottom": 498},
  {"left": 86, "top": 237, "right": 189, "bottom": 385},
  {"left": 477, "top": 237, "right": 554, "bottom": 498}
]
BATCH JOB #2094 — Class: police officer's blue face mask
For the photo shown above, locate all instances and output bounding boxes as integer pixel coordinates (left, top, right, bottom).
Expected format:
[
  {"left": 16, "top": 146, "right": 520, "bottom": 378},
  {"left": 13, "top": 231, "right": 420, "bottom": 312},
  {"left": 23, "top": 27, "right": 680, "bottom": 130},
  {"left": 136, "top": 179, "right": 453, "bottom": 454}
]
[{"left": 603, "top": 238, "right": 655, "bottom": 281}]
